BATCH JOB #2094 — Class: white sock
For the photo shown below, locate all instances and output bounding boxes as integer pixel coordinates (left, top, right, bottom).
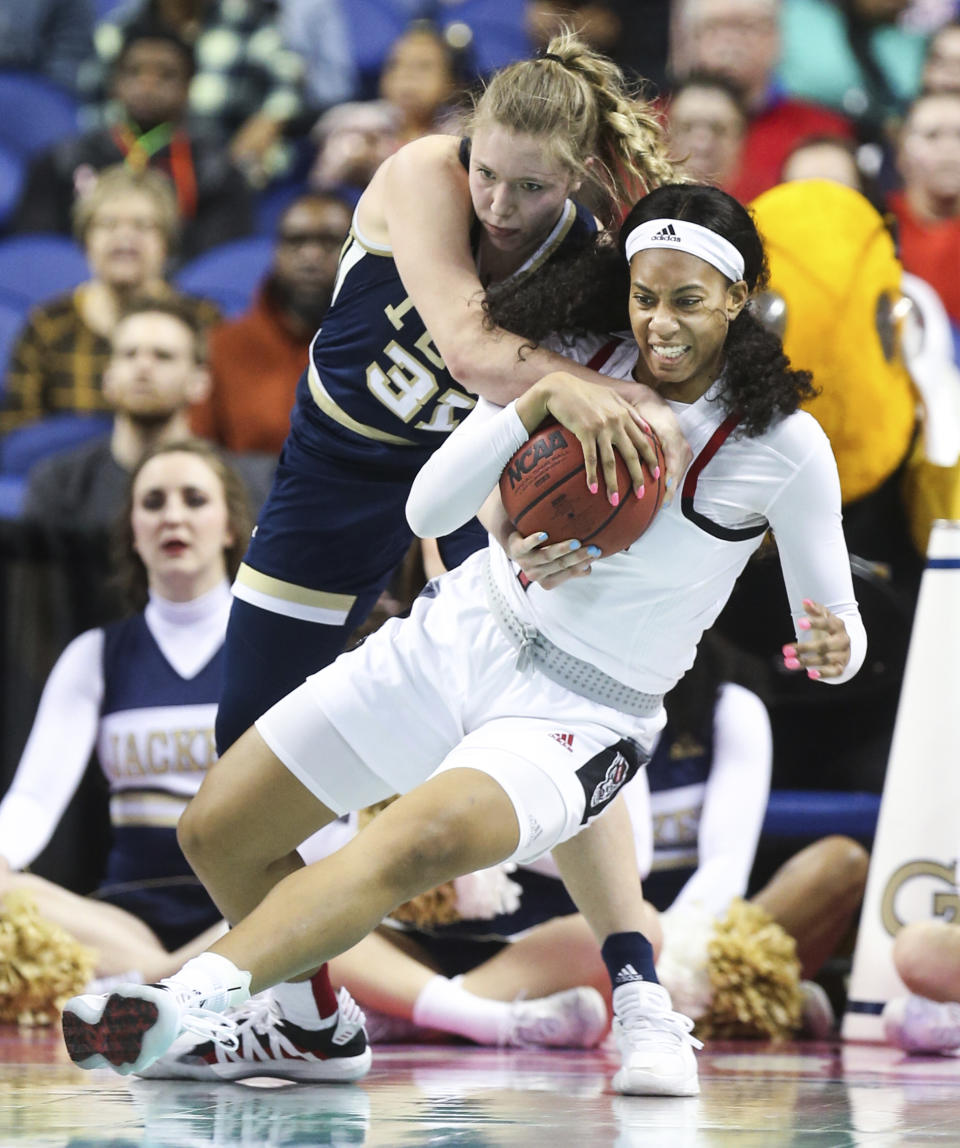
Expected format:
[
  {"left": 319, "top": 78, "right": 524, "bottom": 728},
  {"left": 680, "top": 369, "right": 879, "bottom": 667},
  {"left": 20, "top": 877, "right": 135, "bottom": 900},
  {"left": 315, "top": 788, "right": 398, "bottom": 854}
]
[
  {"left": 163, "top": 953, "right": 251, "bottom": 1012},
  {"left": 270, "top": 980, "right": 337, "bottom": 1030},
  {"left": 412, "top": 975, "right": 512, "bottom": 1045}
]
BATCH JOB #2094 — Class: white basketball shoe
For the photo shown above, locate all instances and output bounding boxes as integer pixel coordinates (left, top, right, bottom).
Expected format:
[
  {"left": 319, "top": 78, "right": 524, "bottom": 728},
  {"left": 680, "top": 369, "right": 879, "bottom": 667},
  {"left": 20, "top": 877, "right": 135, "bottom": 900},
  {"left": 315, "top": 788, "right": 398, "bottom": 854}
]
[
  {"left": 611, "top": 981, "right": 702, "bottom": 1096},
  {"left": 498, "top": 986, "right": 608, "bottom": 1049}
]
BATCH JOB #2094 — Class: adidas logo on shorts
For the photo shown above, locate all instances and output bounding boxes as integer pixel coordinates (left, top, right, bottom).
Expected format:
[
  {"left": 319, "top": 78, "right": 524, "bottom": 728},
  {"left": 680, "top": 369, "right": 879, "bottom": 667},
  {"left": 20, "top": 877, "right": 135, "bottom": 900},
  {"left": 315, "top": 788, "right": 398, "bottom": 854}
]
[
  {"left": 650, "top": 223, "right": 681, "bottom": 243},
  {"left": 550, "top": 731, "right": 575, "bottom": 752}
]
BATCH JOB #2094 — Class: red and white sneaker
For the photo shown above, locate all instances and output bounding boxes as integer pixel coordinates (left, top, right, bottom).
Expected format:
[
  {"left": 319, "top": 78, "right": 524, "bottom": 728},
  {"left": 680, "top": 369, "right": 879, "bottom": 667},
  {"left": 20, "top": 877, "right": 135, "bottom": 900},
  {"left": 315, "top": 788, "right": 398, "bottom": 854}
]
[
  {"left": 136, "top": 987, "right": 371, "bottom": 1082},
  {"left": 62, "top": 982, "right": 239, "bottom": 1077}
]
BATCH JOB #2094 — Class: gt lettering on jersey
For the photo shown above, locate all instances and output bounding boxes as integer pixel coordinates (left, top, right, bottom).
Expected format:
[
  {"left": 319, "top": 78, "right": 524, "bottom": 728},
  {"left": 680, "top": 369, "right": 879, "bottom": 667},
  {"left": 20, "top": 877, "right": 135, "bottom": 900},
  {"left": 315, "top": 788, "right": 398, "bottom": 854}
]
[{"left": 366, "top": 296, "right": 476, "bottom": 432}]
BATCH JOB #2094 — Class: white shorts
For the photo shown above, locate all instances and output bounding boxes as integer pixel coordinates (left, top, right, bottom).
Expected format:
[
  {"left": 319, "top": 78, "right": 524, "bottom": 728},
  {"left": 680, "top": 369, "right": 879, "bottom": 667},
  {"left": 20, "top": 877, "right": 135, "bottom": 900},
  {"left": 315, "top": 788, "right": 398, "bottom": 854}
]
[{"left": 256, "top": 552, "right": 665, "bottom": 864}]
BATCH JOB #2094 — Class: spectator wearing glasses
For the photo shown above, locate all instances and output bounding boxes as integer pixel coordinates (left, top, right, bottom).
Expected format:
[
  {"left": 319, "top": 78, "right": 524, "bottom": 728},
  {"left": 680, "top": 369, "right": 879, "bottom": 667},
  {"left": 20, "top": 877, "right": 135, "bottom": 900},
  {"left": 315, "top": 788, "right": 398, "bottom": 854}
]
[
  {"left": 191, "top": 193, "right": 353, "bottom": 456},
  {"left": 2, "top": 165, "right": 220, "bottom": 434},
  {"left": 674, "top": 0, "right": 855, "bottom": 202},
  {"left": 666, "top": 70, "right": 749, "bottom": 191}
]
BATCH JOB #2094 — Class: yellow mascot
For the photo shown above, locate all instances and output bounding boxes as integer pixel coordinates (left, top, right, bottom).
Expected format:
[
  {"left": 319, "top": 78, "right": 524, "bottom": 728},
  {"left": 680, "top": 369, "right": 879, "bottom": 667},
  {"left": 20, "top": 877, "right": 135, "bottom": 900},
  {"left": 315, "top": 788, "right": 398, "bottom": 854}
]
[
  {"left": 750, "top": 178, "right": 960, "bottom": 555},
  {"left": 716, "top": 179, "right": 960, "bottom": 793}
]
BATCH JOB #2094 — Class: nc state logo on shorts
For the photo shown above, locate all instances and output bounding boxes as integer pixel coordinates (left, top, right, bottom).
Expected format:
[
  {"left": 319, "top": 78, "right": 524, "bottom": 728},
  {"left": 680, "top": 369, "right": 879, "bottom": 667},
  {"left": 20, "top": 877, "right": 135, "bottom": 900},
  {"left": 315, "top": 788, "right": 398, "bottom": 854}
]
[{"left": 590, "top": 751, "right": 630, "bottom": 808}]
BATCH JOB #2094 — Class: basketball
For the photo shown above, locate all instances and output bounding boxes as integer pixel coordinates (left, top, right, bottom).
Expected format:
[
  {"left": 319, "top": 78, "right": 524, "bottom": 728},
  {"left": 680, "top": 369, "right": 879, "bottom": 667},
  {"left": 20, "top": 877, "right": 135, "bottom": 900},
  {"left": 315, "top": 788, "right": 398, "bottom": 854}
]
[{"left": 498, "top": 420, "right": 666, "bottom": 556}]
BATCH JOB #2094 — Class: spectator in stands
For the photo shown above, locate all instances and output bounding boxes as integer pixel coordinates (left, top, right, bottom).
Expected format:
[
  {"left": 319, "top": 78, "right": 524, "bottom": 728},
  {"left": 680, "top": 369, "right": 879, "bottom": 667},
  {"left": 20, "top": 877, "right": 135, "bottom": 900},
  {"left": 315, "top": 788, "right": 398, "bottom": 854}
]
[
  {"left": 922, "top": 19, "right": 960, "bottom": 94},
  {"left": 666, "top": 71, "right": 749, "bottom": 189},
  {"left": 0, "top": 441, "right": 251, "bottom": 983},
  {"left": 1, "top": 165, "right": 220, "bottom": 435},
  {"left": 0, "top": 0, "right": 94, "bottom": 94},
  {"left": 14, "top": 17, "right": 254, "bottom": 261},
  {"left": 80, "top": 0, "right": 306, "bottom": 187},
  {"left": 307, "top": 23, "right": 467, "bottom": 205},
  {"left": 883, "top": 918, "right": 960, "bottom": 1053},
  {"left": 674, "top": 0, "right": 855, "bottom": 202},
  {"left": 778, "top": 0, "right": 927, "bottom": 141},
  {"left": 378, "top": 21, "right": 467, "bottom": 146},
  {"left": 887, "top": 89, "right": 960, "bottom": 327},
  {"left": 191, "top": 193, "right": 351, "bottom": 456},
  {"left": 781, "top": 133, "right": 865, "bottom": 187},
  {"left": 308, "top": 100, "right": 401, "bottom": 206},
  {"left": 21, "top": 297, "right": 273, "bottom": 533}
]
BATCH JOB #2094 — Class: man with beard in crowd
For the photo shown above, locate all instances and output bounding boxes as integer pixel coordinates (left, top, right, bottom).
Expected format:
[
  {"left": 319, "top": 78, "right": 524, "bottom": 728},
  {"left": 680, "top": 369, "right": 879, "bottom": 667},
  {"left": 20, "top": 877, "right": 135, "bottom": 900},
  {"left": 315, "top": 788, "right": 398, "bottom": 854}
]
[{"left": 191, "top": 193, "right": 352, "bottom": 456}]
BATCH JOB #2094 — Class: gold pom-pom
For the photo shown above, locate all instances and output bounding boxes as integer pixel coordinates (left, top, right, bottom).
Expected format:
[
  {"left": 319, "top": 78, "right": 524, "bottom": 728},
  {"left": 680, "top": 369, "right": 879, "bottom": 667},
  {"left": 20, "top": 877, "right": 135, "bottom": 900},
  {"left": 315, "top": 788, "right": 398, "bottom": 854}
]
[
  {"left": 358, "top": 798, "right": 461, "bottom": 929},
  {"left": 0, "top": 891, "right": 96, "bottom": 1025},
  {"left": 696, "top": 898, "right": 803, "bottom": 1041}
]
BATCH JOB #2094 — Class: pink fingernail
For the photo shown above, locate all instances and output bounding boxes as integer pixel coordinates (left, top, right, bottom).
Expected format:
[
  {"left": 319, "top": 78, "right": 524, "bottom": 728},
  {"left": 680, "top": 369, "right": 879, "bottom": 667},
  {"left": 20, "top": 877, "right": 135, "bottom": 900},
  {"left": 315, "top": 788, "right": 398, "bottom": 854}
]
[
  {"left": 782, "top": 644, "right": 796, "bottom": 658},
  {"left": 653, "top": 466, "right": 661, "bottom": 479},
  {"left": 635, "top": 485, "right": 645, "bottom": 499},
  {"left": 609, "top": 491, "right": 620, "bottom": 507},
  {"left": 802, "top": 598, "right": 815, "bottom": 609},
  {"left": 807, "top": 668, "right": 821, "bottom": 680},
  {"left": 798, "top": 618, "right": 812, "bottom": 630},
  {"left": 784, "top": 656, "right": 801, "bottom": 670},
  {"left": 588, "top": 482, "right": 598, "bottom": 494}
]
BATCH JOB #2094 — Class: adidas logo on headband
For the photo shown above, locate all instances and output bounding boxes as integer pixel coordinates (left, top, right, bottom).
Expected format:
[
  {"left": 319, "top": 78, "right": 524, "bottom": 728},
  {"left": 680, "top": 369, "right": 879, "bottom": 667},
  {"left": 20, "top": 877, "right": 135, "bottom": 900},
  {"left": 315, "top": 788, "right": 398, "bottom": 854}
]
[{"left": 650, "top": 224, "right": 681, "bottom": 243}]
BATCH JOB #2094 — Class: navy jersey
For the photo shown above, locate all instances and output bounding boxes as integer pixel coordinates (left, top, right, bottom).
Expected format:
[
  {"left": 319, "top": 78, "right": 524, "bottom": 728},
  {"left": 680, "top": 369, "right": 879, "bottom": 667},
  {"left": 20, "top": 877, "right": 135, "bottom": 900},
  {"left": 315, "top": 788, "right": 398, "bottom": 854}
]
[
  {"left": 223, "top": 148, "right": 598, "bottom": 750},
  {"left": 98, "top": 612, "right": 222, "bottom": 794},
  {"left": 95, "top": 613, "right": 223, "bottom": 949},
  {"left": 291, "top": 182, "right": 598, "bottom": 468}
]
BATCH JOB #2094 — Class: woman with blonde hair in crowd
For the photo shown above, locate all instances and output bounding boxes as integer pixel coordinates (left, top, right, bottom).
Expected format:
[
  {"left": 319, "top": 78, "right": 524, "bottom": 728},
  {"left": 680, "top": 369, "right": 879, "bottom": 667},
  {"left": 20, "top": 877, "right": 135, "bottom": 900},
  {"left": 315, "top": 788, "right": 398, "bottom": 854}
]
[{"left": 1, "top": 166, "right": 220, "bottom": 433}]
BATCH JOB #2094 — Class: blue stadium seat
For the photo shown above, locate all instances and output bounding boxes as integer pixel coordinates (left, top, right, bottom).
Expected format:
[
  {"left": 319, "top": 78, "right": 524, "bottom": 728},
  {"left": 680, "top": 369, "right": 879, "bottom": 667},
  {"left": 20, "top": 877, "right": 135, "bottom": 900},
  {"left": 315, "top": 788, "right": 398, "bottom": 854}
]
[
  {"left": 0, "top": 413, "right": 113, "bottom": 477},
  {"left": 441, "top": 0, "right": 532, "bottom": 75},
  {"left": 0, "top": 234, "right": 89, "bottom": 311},
  {"left": 342, "top": 0, "right": 409, "bottom": 96},
  {"left": 255, "top": 178, "right": 309, "bottom": 237},
  {"left": 0, "top": 141, "right": 24, "bottom": 229},
  {"left": 0, "top": 71, "right": 80, "bottom": 158},
  {"left": 174, "top": 236, "right": 273, "bottom": 318},
  {"left": 0, "top": 474, "right": 25, "bottom": 519}
]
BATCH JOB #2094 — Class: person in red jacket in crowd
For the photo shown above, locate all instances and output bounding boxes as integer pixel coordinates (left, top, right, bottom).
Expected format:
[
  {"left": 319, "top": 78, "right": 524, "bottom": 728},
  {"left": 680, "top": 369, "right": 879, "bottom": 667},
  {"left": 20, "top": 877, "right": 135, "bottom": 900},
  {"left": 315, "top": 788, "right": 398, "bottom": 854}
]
[
  {"left": 191, "top": 193, "right": 353, "bottom": 455},
  {"left": 674, "top": 0, "right": 855, "bottom": 203},
  {"left": 887, "top": 89, "right": 960, "bottom": 330}
]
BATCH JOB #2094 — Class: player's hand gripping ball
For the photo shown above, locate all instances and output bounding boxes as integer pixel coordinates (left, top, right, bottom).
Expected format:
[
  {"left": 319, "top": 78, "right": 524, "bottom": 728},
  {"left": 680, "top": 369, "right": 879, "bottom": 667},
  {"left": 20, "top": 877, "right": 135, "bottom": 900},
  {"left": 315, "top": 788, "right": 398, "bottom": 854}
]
[{"left": 499, "top": 421, "right": 666, "bottom": 556}]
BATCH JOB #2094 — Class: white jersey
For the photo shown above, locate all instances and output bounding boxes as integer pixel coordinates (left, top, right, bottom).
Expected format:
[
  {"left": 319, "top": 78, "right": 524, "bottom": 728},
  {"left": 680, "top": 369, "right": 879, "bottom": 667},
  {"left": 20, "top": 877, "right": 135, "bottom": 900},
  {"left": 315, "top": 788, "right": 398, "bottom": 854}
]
[{"left": 407, "top": 332, "right": 865, "bottom": 696}]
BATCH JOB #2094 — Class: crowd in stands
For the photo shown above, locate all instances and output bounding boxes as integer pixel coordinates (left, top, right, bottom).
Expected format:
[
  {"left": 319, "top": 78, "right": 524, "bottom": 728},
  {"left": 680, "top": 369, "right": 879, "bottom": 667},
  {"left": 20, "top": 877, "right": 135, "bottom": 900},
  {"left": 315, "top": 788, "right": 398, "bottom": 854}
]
[{"left": 1, "top": 0, "right": 960, "bottom": 1060}]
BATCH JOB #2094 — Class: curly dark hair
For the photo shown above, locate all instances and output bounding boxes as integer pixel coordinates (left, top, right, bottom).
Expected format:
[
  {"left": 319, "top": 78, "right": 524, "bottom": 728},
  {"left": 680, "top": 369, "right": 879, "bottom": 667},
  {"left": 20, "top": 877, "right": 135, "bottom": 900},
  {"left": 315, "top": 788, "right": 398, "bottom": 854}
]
[{"left": 485, "top": 184, "right": 817, "bottom": 437}]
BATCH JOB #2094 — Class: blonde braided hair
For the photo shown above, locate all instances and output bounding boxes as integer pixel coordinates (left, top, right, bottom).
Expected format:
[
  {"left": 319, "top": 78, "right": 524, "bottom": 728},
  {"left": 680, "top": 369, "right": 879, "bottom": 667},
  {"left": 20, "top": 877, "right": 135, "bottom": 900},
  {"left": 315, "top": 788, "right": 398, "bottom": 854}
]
[{"left": 464, "top": 28, "right": 680, "bottom": 227}]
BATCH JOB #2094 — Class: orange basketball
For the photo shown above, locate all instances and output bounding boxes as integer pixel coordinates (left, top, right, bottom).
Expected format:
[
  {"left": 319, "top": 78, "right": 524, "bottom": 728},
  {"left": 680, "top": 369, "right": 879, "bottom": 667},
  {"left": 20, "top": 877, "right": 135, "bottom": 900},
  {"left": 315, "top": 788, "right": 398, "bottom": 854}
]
[{"left": 498, "top": 420, "right": 666, "bottom": 556}]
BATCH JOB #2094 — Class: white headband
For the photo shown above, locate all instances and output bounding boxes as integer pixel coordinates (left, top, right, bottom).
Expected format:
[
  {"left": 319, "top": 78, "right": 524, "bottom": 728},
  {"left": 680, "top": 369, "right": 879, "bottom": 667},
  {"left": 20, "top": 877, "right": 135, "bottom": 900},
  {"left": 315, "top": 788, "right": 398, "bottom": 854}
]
[{"left": 623, "top": 218, "right": 745, "bottom": 283}]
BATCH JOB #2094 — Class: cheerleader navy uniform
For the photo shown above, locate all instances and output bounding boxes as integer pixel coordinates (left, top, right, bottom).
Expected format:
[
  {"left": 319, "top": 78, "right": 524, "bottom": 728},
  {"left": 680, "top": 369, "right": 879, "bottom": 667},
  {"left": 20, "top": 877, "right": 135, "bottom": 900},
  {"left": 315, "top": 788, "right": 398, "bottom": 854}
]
[
  {"left": 95, "top": 613, "right": 222, "bottom": 949},
  {"left": 218, "top": 138, "right": 598, "bottom": 750},
  {"left": 0, "top": 584, "right": 229, "bottom": 952}
]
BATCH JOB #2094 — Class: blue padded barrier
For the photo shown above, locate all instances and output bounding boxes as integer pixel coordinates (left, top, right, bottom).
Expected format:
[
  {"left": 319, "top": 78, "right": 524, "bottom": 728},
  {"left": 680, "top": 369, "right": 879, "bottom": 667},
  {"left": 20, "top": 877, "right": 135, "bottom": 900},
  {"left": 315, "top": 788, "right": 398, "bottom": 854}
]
[{"left": 761, "top": 789, "right": 881, "bottom": 839}]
